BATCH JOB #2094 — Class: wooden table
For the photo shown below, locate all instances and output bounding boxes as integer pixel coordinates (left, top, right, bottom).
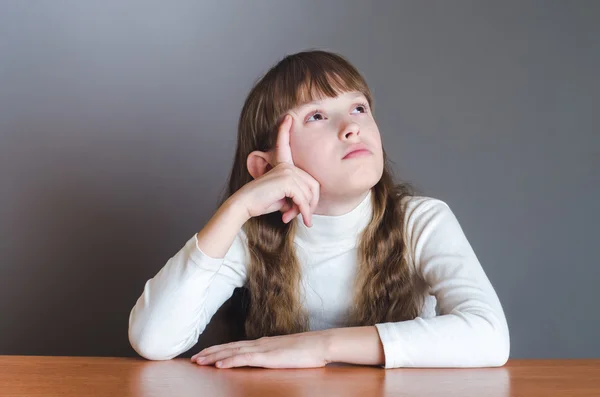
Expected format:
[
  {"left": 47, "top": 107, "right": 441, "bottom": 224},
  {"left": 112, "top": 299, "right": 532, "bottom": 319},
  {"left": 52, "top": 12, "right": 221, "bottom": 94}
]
[{"left": 1, "top": 356, "right": 599, "bottom": 396}]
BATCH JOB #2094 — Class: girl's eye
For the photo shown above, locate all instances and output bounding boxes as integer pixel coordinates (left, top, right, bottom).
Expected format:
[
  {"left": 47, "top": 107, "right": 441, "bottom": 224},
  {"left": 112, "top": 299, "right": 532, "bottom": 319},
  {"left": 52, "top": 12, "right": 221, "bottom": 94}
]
[
  {"left": 306, "top": 102, "right": 369, "bottom": 122},
  {"left": 306, "top": 111, "right": 325, "bottom": 122},
  {"left": 352, "top": 103, "right": 369, "bottom": 114}
]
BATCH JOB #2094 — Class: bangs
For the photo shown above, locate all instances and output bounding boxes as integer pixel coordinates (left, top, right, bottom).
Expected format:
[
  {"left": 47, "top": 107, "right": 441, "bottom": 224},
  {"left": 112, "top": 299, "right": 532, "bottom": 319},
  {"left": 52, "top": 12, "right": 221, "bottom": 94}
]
[
  {"left": 293, "top": 71, "right": 364, "bottom": 106},
  {"left": 265, "top": 51, "right": 372, "bottom": 124}
]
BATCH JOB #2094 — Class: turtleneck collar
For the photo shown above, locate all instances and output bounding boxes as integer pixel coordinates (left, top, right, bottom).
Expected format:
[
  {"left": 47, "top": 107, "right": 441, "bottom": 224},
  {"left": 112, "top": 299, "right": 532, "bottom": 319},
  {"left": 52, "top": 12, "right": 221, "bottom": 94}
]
[{"left": 294, "top": 189, "right": 373, "bottom": 247}]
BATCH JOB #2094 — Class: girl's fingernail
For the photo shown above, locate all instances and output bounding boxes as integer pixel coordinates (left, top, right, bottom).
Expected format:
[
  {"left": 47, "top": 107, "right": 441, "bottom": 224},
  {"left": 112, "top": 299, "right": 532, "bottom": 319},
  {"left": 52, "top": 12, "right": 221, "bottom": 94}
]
[
  {"left": 196, "top": 356, "right": 206, "bottom": 363},
  {"left": 216, "top": 361, "right": 222, "bottom": 367}
]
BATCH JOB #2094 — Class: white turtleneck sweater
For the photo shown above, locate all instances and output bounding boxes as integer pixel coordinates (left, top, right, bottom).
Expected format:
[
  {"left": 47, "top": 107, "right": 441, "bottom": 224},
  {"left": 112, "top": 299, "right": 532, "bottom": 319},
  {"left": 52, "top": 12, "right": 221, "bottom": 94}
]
[{"left": 128, "top": 192, "right": 510, "bottom": 368}]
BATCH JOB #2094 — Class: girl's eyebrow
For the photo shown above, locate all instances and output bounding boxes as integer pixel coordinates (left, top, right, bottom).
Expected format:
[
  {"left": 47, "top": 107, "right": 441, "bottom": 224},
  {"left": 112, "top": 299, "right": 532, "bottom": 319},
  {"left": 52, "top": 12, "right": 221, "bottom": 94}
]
[{"left": 296, "top": 93, "right": 365, "bottom": 110}]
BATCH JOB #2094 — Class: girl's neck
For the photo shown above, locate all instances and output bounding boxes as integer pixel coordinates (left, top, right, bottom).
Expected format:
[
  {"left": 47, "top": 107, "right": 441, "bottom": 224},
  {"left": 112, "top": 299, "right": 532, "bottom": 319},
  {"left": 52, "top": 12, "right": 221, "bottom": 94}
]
[
  {"left": 295, "top": 189, "right": 373, "bottom": 247},
  {"left": 312, "top": 189, "right": 371, "bottom": 216}
]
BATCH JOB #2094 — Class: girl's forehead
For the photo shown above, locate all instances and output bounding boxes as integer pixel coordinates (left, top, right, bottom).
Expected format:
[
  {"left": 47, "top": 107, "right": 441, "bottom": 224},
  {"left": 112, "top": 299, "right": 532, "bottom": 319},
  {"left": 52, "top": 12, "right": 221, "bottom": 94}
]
[{"left": 293, "top": 90, "right": 365, "bottom": 110}]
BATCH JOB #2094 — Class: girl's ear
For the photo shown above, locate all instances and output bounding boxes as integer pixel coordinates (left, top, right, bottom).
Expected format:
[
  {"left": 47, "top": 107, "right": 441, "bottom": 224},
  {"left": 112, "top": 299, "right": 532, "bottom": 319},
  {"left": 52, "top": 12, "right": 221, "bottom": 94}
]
[{"left": 247, "top": 150, "right": 274, "bottom": 180}]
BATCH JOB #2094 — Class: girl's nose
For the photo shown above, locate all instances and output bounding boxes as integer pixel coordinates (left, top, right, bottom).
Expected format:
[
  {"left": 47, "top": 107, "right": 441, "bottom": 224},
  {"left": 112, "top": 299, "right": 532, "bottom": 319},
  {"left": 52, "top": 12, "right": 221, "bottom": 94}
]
[{"left": 339, "top": 121, "right": 360, "bottom": 140}]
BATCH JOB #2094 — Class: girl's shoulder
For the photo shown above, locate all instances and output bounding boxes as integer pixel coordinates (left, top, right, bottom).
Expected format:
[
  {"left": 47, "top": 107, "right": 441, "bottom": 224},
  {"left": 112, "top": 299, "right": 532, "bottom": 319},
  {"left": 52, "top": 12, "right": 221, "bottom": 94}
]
[
  {"left": 399, "top": 194, "right": 456, "bottom": 235},
  {"left": 400, "top": 194, "right": 451, "bottom": 218}
]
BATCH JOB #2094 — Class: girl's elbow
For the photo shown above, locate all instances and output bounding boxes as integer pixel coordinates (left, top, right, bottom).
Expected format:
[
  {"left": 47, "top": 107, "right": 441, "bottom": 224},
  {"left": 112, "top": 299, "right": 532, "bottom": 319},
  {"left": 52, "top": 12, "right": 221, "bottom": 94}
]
[
  {"left": 472, "top": 310, "right": 511, "bottom": 367},
  {"left": 129, "top": 332, "right": 168, "bottom": 361},
  {"left": 495, "top": 333, "right": 511, "bottom": 366},
  {"left": 128, "top": 325, "right": 180, "bottom": 361},
  {"left": 485, "top": 327, "right": 510, "bottom": 367}
]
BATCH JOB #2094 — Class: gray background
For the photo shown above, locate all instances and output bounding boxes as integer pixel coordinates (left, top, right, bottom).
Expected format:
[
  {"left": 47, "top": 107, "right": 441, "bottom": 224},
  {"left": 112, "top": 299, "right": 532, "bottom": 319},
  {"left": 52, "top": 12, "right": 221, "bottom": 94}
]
[{"left": 1, "top": 1, "right": 598, "bottom": 359}]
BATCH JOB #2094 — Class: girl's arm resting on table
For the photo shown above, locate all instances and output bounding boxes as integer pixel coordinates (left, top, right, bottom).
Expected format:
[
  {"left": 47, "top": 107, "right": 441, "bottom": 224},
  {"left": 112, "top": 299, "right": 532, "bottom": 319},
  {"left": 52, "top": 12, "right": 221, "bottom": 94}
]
[
  {"left": 372, "top": 199, "right": 510, "bottom": 369},
  {"left": 322, "top": 326, "right": 386, "bottom": 366},
  {"left": 187, "top": 199, "right": 507, "bottom": 370},
  {"left": 128, "top": 198, "right": 250, "bottom": 360}
]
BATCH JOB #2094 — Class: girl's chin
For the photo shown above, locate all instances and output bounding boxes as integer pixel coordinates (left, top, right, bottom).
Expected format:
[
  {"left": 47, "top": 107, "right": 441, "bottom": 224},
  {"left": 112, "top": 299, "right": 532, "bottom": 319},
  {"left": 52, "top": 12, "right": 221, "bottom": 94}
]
[{"left": 321, "top": 180, "right": 379, "bottom": 197}]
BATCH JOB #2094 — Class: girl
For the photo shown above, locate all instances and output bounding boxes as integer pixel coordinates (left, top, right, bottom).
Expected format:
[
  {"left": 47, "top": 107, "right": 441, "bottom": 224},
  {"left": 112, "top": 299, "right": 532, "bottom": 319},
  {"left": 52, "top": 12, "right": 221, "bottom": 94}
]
[{"left": 128, "top": 50, "right": 510, "bottom": 369}]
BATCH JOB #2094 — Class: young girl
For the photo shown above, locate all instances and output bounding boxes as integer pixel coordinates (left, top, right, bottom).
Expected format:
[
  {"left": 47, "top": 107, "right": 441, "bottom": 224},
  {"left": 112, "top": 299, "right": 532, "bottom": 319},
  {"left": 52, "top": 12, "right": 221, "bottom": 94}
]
[{"left": 128, "top": 50, "right": 510, "bottom": 369}]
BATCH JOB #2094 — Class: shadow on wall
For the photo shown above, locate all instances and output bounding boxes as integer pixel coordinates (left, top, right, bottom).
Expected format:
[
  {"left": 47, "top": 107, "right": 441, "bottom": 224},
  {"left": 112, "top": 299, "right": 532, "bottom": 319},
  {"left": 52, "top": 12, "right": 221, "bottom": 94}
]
[{"left": 4, "top": 165, "right": 247, "bottom": 358}]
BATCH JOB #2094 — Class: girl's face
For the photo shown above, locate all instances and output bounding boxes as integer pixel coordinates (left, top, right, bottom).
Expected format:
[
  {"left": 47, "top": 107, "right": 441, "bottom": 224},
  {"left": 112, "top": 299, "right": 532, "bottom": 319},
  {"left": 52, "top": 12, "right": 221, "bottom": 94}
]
[{"left": 286, "top": 90, "right": 384, "bottom": 200}]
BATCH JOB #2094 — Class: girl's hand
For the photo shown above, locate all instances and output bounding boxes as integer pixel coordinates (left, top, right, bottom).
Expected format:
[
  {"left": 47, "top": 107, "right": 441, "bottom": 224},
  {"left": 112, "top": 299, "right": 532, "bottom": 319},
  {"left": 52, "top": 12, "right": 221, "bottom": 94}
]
[
  {"left": 233, "top": 114, "right": 320, "bottom": 227},
  {"left": 190, "top": 331, "right": 330, "bottom": 369}
]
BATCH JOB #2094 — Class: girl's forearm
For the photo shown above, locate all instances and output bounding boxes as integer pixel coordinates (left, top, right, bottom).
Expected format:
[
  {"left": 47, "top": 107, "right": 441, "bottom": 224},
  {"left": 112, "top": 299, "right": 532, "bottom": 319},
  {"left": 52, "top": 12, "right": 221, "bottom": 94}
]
[
  {"left": 196, "top": 196, "right": 249, "bottom": 258},
  {"left": 322, "top": 326, "right": 385, "bottom": 367}
]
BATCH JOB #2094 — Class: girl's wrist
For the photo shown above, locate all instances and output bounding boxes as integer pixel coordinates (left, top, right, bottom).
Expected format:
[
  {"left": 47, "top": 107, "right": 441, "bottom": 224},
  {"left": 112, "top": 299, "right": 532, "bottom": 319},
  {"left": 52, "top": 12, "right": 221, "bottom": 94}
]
[
  {"left": 320, "top": 326, "right": 385, "bottom": 366},
  {"left": 321, "top": 330, "right": 336, "bottom": 364},
  {"left": 222, "top": 194, "right": 251, "bottom": 225}
]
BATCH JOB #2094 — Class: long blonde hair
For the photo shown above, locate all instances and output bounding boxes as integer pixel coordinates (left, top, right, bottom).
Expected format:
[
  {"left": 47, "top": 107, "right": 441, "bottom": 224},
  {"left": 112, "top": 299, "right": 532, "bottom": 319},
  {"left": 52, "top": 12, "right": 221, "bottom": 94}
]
[{"left": 221, "top": 50, "right": 425, "bottom": 339}]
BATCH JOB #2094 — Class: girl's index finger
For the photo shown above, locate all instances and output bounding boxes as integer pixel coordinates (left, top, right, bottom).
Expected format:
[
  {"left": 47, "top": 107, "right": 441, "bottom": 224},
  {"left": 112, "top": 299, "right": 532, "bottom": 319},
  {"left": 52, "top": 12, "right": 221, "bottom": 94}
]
[{"left": 275, "top": 114, "right": 294, "bottom": 165}]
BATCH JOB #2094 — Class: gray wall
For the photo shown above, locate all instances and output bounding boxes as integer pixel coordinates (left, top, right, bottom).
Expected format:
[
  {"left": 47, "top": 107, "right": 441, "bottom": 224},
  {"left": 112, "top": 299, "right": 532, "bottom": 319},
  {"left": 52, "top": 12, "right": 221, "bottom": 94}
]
[{"left": 1, "top": 1, "right": 598, "bottom": 359}]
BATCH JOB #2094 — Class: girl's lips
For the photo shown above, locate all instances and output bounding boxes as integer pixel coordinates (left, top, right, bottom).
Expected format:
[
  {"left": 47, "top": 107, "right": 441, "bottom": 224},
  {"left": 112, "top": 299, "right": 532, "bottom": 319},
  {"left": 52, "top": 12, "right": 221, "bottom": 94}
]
[{"left": 343, "top": 149, "right": 371, "bottom": 159}]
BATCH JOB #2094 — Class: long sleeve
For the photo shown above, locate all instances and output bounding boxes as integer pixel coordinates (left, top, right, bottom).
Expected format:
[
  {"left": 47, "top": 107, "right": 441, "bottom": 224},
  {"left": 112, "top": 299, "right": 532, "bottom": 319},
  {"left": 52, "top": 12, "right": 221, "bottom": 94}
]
[
  {"left": 374, "top": 198, "right": 510, "bottom": 368},
  {"left": 128, "top": 230, "right": 248, "bottom": 360}
]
